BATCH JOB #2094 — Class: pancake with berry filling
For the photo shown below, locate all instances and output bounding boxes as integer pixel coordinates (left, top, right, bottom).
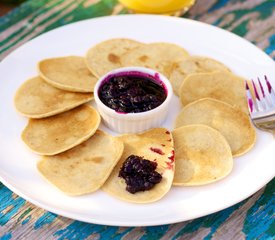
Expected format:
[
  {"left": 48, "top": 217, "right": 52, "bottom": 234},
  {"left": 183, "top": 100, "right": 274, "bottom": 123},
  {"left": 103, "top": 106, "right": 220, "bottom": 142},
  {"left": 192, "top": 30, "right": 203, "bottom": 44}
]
[
  {"left": 121, "top": 42, "right": 189, "bottom": 77},
  {"left": 102, "top": 128, "right": 174, "bottom": 203},
  {"left": 22, "top": 105, "right": 101, "bottom": 155},
  {"left": 175, "top": 98, "right": 256, "bottom": 157},
  {"left": 37, "top": 130, "right": 124, "bottom": 195},
  {"left": 38, "top": 56, "right": 98, "bottom": 92},
  {"left": 179, "top": 70, "right": 248, "bottom": 113},
  {"left": 86, "top": 38, "right": 144, "bottom": 77},
  {"left": 14, "top": 76, "right": 93, "bottom": 118},
  {"left": 172, "top": 124, "right": 233, "bottom": 186},
  {"left": 170, "top": 56, "right": 230, "bottom": 96}
]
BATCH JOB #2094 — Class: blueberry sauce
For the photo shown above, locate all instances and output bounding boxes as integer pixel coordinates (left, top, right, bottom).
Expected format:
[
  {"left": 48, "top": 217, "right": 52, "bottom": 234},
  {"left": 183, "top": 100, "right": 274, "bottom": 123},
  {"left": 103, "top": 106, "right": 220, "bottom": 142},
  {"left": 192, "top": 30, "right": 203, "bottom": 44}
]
[
  {"left": 98, "top": 71, "right": 167, "bottom": 113},
  {"left": 166, "top": 150, "right": 175, "bottom": 170},
  {"left": 118, "top": 155, "right": 162, "bottom": 194},
  {"left": 150, "top": 147, "right": 165, "bottom": 155}
]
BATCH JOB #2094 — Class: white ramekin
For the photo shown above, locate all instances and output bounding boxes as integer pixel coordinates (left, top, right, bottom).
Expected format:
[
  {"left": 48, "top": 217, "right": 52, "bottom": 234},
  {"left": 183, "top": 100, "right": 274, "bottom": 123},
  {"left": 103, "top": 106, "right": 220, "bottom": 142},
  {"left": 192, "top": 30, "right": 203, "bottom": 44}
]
[{"left": 94, "top": 67, "right": 173, "bottom": 133}]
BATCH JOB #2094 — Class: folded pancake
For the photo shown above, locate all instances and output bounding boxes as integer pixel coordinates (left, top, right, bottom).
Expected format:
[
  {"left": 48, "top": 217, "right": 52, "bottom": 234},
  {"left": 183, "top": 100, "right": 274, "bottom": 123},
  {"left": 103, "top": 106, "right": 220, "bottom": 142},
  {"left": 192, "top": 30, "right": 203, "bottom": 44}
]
[
  {"left": 37, "top": 130, "right": 124, "bottom": 195},
  {"left": 38, "top": 56, "right": 97, "bottom": 92},
  {"left": 172, "top": 124, "right": 233, "bottom": 186},
  {"left": 170, "top": 56, "right": 230, "bottom": 96},
  {"left": 14, "top": 77, "right": 93, "bottom": 118},
  {"left": 22, "top": 105, "right": 100, "bottom": 155},
  {"left": 175, "top": 98, "right": 256, "bottom": 157},
  {"left": 179, "top": 71, "right": 248, "bottom": 113},
  {"left": 86, "top": 38, "right": 144, "bottom": 77},
  {"left": 102, "top": 128, "right": 174, "bottom": 203},
  {"left": 121, "top": 42, "right": 189, "bottom": 77}
]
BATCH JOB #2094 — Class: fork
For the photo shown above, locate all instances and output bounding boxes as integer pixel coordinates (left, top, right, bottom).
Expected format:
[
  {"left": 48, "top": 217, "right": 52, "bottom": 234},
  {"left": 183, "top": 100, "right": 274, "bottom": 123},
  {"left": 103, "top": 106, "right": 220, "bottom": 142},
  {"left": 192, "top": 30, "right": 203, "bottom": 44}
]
[{"left": 245, "top": 76, "right": 275, "bottom": 137}]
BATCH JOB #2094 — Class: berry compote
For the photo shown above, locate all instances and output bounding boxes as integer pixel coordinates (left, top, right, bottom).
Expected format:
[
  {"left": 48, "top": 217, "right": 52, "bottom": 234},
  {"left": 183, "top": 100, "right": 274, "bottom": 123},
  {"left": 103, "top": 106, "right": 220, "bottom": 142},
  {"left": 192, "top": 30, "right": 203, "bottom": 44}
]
[
  {"left": 98, "top": 72, "right": 167, "bottom": 113},
  {"left": 119, "top": 155, "right": 162, "bottom": 194}
]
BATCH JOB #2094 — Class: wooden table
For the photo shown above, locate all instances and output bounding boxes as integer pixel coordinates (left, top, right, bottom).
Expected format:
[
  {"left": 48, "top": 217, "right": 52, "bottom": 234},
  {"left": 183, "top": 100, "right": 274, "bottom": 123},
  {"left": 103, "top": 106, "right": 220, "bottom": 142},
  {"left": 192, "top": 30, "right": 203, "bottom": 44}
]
[{"left": 0, "top": 0, "right": 274, "bottom": 239}]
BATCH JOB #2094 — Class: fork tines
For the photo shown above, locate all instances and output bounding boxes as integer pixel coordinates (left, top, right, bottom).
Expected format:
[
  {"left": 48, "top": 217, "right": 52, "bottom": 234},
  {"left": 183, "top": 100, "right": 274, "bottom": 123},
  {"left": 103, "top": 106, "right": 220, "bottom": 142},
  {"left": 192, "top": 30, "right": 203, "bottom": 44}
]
[{"left": 245, "top": 76, "right": 275, "bottom": 119}]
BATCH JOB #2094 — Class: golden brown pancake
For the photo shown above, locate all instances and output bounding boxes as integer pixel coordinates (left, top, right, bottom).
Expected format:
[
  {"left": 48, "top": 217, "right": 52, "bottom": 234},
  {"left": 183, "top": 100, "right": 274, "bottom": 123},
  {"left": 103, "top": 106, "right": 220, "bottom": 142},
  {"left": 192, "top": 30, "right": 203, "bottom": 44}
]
[
  {"left": 179, "top": 71, "right": 248, "bottom": 113},
  {"left": 38, "top": 56, "right": 98, "bottom": 92},
  {"left": 14, "top": 77, "right": 93, "bottom": 118},
  {"left": 102, "top": 128, "right": 174, "bottom": 203},
  {"left": 121, "top": 42, "right": 189, "bottom": 77},
  {"left": 175, "top": 98, "right": 256, "bottom": 156},
  {"left": 172, "top": 124, "right": 233, "bottom": 186},
  {"left": 22, "top": 105, "right": 100, "bottom": 155},
  {"left": 86, "top": 38, "right": 144, "bottom": 77},
  {"left": 37, "top": 130, "right": 124, "bottom": 195},
  {"left": 170, "top": 56, "right": 230, "bottom": 96}
]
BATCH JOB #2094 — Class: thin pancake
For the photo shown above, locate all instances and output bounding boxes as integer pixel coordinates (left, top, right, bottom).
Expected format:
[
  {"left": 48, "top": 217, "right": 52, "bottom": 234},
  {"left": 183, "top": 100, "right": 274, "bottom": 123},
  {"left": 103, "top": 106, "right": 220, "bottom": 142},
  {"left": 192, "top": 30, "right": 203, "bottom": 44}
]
[
  {"left": 86, "top": 38, "right": 144, "bottom": 77},
  {"left": 38, "top": 56, "right": 97, "bottom": 92},
  {"left": 179, "top": 70, "right": 248, "bottom": 113},
  {"left": 102, "top": 128, "right": 174, "bottom": 203},
  {"left": 175, "top": 98, "right": 256, "bottom": 156},
  {"left": 172, "top": 124, "right": 233, "bottom": 186},
  {"left": 14, "top": 77, "right": 93, "bottom": 118},
  {"left": 121, "top": 42, "right": 189, "bottom": 77},
  {"left": 22, "top": 105, "right": 100, "bottom": 155},
  {"left": 37, "top": 130, "right": 124, "bottom": 195},
  {"left": 170, "top": 56, "right": 230, "bottom": 96}
]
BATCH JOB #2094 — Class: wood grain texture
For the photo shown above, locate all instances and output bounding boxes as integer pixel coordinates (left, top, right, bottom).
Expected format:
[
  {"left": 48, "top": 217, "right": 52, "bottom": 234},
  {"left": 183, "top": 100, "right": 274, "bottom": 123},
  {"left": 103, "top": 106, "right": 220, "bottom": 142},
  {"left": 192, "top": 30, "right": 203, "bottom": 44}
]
[{"left": 0, "top": 0, "right": 274, "bottom": 239}]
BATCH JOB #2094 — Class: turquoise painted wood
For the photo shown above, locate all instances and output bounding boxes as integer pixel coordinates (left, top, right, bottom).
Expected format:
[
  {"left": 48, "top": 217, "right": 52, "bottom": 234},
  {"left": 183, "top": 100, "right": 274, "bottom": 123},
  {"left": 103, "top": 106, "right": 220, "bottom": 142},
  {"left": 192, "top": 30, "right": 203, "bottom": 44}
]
[{"left": 0, "top": 0, "right": 274, "bottom": 239}]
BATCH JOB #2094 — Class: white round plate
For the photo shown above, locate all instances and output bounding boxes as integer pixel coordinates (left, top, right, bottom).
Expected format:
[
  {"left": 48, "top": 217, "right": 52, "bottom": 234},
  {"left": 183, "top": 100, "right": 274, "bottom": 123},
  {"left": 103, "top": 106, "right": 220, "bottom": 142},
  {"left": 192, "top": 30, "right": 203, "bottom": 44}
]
[{"left": 0, "top": 15, "right": 274, "bottom": 226}]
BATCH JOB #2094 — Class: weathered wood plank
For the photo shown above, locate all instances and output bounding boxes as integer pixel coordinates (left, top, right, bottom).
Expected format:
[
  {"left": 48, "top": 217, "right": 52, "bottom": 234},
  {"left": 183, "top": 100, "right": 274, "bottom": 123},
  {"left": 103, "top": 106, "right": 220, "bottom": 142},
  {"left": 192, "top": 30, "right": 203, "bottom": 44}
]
[{"left": 1, "top": 180, "right": 273, "bottom": 239}]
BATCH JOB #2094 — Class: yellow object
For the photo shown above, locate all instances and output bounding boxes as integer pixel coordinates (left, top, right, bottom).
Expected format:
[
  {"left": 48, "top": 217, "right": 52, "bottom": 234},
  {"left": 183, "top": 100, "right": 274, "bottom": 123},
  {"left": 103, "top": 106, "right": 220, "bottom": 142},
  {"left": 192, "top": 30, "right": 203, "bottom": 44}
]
[{"left": 119, "top": 0, "right": 195, "bottom": 14}]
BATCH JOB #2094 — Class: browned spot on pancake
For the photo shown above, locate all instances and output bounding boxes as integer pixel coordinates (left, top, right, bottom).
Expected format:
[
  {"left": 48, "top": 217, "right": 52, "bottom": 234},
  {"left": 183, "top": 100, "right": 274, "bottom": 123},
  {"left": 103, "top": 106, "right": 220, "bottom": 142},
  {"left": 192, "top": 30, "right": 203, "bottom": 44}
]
[
  {"left": 108, "top": 53, "right": 120, "bottom": 64},
  {"left": 139, "top": 55, "right": 148, "bottom": 62},
  {"left": 69, "top": 160, "right": 81, "bottom": 169},
  {"left": 84, "top": 156, "right": 103, "bottom": 163},
  {"left": 69, "top": 164, "right": 74, "bottom": 169}
]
